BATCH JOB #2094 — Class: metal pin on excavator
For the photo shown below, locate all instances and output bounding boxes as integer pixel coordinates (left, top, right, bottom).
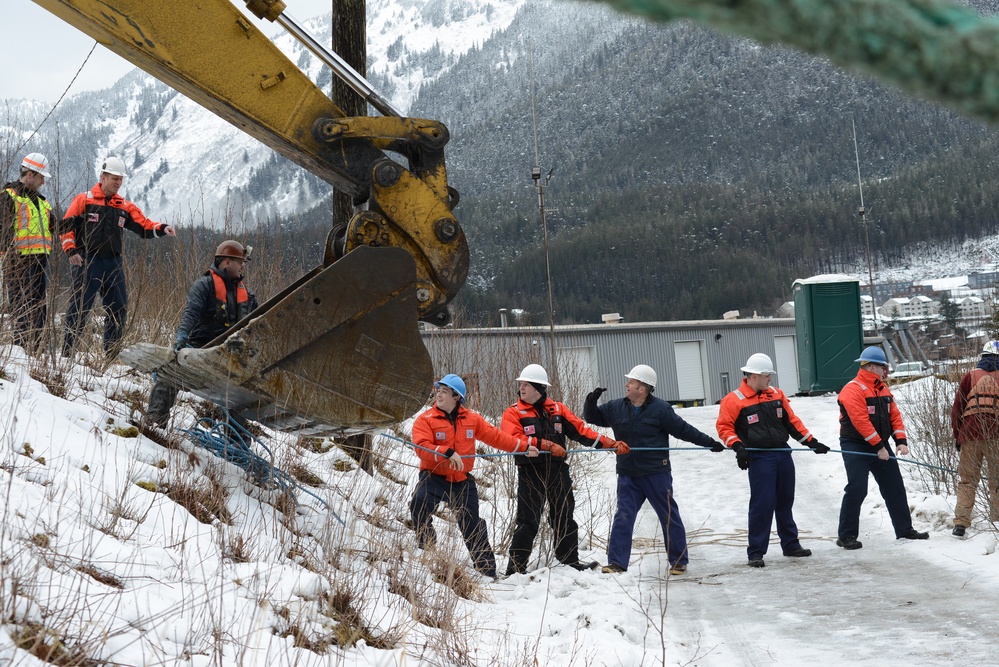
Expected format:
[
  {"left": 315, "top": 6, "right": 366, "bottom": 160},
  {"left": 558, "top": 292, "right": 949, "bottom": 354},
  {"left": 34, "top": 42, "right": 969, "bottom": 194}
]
[{"left": 33, "top": 0, "right": 468, "bottom": 436}]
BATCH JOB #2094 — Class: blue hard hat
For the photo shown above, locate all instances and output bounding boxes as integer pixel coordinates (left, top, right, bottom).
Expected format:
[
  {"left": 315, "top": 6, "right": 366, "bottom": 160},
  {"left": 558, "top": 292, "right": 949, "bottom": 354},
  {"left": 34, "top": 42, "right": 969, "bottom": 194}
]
[
  {"left": 855, "top": 347, "right": 888, "bottom": 366},
  {"left": 434, "top": 373, "right": 467, "bottom": 402}
]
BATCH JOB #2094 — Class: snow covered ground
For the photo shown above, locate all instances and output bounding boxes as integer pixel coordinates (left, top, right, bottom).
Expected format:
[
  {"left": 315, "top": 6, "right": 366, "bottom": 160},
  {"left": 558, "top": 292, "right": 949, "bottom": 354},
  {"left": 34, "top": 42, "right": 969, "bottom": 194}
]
[{"left": 1, "top": 346, "right": 996, "bottom": 666}]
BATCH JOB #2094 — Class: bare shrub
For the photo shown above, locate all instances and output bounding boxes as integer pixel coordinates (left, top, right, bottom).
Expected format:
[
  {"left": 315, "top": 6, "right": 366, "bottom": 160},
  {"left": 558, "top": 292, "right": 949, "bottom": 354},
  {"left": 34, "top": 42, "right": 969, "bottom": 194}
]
[
  {"left": 428, "top": 556, "right": 486, "bottom": 603},
  {"left": 107, "top": 387, "right": 147, "bottom": 418},
  {"left": 164, "top": 480, "right": 231, "bottom": 525},
  {"left": 27, "top": 366, "right": 68, "bottom": 399},
  {"left": 900, "top": 374, "right": 962, "bottom": 496},
  {"left": 218, "top": 529, "right": 255, "bottom": 563},
  {"left": 94, "top": 480, "right": 155, "bottom": 541},
  {"left": 10, "top": 621, "right": 102, "bottom": 667},
  {"left": 289, "top": 464, "right": 325, "bottom": 487}
]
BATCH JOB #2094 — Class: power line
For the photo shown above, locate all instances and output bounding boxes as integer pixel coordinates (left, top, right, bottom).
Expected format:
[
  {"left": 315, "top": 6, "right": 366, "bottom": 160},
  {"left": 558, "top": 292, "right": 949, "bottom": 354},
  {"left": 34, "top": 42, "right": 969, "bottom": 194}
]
[{"left": 14, "top": 42, "right": 97, "bottom": 157}]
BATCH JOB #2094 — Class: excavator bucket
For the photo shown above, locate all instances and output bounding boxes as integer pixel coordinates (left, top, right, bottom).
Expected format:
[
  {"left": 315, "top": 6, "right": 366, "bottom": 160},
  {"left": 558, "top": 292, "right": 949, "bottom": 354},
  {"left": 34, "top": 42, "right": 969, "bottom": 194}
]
[{"left": 121, "top": 246, "right": 433, "bottom": 436}]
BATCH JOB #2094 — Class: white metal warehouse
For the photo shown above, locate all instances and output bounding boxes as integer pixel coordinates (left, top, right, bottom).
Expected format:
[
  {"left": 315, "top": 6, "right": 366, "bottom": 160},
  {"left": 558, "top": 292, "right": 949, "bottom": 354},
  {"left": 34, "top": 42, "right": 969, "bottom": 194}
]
[{"left": 421, "top": 318, "right": 798, "bottom": 416}]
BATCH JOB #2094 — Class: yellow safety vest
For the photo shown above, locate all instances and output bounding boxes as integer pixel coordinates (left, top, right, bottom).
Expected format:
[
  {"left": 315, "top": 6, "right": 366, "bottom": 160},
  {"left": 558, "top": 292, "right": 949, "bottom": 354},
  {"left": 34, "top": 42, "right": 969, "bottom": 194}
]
[{"left": 5, "top": 187, "right": 53, "bottom": 255}]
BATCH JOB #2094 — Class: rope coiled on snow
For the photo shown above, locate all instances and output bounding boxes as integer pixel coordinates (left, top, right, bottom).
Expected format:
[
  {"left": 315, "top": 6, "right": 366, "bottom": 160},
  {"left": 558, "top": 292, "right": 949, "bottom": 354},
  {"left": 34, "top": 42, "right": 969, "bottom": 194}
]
[{"left": 183, "top": 412, "right": 344, "bottom": 525}]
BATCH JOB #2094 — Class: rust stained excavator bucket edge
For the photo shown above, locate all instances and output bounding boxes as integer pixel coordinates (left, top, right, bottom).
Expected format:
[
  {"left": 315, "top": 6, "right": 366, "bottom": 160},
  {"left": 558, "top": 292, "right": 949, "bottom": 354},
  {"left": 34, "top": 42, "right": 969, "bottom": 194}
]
[
  {"left": 30, "top": 0, "right": 467, "bottom": 433},
  {"left": 121, "top": 247, "right": 435, "bottom": 437}
]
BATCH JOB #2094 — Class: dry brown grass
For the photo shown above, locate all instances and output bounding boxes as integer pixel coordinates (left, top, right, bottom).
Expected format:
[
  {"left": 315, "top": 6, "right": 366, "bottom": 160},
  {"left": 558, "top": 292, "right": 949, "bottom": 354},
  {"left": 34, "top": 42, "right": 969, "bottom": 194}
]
[
  {"left": 74, "top": 564, "right": 124, "bottom": 589},
  {"left": 10, "top": 621, "right": 102, "bottom": 667},
  {"left": 164, "top": 480, "right": 232, "bottom": 525}
]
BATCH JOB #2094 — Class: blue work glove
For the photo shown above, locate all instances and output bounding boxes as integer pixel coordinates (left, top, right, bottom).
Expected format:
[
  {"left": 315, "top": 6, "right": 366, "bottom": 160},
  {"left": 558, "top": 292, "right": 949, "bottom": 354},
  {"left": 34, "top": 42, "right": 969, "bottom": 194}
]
[{"left": 173, "top": 333, "right": 189, "bottom": 351}]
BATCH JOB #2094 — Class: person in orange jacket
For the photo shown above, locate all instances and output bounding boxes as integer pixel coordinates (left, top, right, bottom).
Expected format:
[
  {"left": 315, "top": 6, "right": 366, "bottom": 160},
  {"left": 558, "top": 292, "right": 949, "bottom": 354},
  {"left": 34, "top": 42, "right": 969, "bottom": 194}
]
[
  {"left": 501, "top": 363, "right": 630, "bottom": 575},
  {"left": 836, "top": 347, "right": 928, "bottom": 549},
  {"left": 60, "top": 156, "right": 176, "bottom": 357},
  {"left": 410, "top": 373, "right": 552, "bottom": 578},
  {"left": 716, "top": 353, "right": 828, "bottom": 568}
]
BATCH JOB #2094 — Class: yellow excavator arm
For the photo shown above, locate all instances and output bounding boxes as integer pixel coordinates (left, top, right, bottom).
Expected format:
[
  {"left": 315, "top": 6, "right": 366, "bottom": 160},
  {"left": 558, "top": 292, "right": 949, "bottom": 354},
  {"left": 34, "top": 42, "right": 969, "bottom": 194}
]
[{"left": 33, "top": 0, "right": 468, "bottom": 435}]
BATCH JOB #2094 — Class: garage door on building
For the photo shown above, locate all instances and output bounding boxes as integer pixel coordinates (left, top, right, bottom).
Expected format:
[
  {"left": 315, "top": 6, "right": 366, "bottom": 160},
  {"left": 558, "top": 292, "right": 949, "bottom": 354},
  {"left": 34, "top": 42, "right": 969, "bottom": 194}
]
[
  {"left": 774, "top": 335, "right": 799, "bottom": 395},
  {"left": 674, "top": 340, "right": 706, "bottom": 403}
]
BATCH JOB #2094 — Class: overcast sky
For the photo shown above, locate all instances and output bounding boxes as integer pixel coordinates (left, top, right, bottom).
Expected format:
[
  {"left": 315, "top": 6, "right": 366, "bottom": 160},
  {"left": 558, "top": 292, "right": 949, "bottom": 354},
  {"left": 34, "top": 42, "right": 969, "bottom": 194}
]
[{"left": 4, "top": 1, "right": 333, "bottom": 103}]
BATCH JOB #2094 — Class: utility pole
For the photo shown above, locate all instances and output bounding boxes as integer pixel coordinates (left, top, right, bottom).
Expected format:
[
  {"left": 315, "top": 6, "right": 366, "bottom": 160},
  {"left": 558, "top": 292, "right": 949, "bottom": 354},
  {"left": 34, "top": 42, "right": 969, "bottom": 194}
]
[
  {"left": 331, "top": 0, "right": 372, "bottom": 472},
  {"left": 853, "top": 119, "right": 878, "bottom": 331},
  {"left": 330, "top": 0, "right": 366, "bottom": 237},
  {"left": 529, "top": 43, "right": 560, "bottom": 395}
]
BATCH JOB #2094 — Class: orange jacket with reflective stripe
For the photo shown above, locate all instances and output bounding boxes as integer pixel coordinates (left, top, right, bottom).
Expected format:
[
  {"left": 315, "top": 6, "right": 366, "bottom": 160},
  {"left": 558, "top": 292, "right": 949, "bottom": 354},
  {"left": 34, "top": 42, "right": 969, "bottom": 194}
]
[
  {"left": 412, "top": 404, "right": 532, "bottom": 482},
  {"left": 838, "top": 367, "right": 907, "bottom": 448},
  {"left": 60, "top": 183, "right": 166, "bottom": 258},
  {"left": 501, "top": 396, "right": 605, "bottom": 467},
  {"left": 716, "top": 379, "right": 813, "bottom": 450}
]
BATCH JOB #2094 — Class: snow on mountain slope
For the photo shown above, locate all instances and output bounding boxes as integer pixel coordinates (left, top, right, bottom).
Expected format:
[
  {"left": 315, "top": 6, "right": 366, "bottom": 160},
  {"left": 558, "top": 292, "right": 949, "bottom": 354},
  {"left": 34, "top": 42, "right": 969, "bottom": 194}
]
[{"left": 4, "top": 0, "right": 526, "bottom": 226}]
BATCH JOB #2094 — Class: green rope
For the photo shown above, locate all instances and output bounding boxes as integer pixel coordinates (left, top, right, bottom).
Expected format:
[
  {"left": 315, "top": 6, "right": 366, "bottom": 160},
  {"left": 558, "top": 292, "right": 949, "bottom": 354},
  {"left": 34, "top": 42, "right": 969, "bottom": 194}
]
[{"left": 590, "top": 0, "right": 999, "bottom": 123}]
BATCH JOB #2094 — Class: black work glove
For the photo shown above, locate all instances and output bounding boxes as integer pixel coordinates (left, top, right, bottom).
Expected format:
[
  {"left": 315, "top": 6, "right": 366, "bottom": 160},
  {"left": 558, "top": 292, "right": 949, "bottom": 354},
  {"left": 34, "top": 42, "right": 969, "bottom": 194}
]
[
  {"left": 707, "top": 440, "right": 725, "bottom": 453},
  {"left": 733, "top": 443, "right": 750, "bottom": 470},
  {"left": 810, "top": 439, "right": 830, "bottom": 455},
  {"left": 588, "top": 387, "right": 607, "bottom": 401}
]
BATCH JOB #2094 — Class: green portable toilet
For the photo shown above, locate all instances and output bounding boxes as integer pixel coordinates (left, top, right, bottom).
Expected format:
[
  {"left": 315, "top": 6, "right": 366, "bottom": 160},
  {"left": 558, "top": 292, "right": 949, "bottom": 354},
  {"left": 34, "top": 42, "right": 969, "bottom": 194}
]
[{"left": 793, "top": 275, "right": 863, "bottom": 394}]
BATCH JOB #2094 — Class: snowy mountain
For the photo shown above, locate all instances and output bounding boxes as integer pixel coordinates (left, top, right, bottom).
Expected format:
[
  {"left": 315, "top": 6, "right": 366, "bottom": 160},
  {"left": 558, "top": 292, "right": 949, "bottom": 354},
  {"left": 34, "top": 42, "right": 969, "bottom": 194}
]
[
  {"left": 1, "top": 0, "right": 526, "bottom": 225},
  {"left": 8, "top": 0, "right": 999, "bottom": 323}
]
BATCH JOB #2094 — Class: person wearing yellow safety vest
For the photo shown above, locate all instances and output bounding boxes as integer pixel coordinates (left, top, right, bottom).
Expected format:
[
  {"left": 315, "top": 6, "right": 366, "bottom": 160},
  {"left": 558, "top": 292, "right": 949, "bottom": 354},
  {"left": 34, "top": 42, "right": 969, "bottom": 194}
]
[
  {"left": 145, "top": 241, "right": 257, "bottom": 428},
  {"left": 0, "top": 153, "right": 58, "bottom": 352}
]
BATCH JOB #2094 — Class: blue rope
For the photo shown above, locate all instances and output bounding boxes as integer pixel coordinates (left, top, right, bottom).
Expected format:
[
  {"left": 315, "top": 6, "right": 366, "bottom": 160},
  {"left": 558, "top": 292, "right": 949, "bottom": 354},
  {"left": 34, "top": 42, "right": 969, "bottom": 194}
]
[
  {"left": 382, "top": 432, "right": 544, "bottom": 458},
  {"left": 382, "top": 433, "right": 960, "bottom": 476},
  {"left": 182, "top": 411, "right": 344, "bottom": 525},
  {"left": 824, "top": 447, "right": 959, "bottom": 476}
]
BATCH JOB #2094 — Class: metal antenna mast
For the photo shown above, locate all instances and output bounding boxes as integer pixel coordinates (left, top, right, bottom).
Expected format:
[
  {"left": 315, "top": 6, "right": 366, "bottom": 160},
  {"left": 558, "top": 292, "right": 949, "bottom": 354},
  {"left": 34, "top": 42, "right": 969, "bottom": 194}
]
[
  {"left": 529, "top": 42, "right": 560, "bottom": 393},
  {"left": 853, "top": 119, "right": 878, "bottom": 329}
]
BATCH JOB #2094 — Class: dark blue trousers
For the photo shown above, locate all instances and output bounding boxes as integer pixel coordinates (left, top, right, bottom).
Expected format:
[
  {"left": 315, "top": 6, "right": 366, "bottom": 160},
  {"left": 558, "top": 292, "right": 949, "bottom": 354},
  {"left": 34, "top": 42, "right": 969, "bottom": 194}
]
[
  {"left": 746, "top": 449, "right": 801, "bottom": 559},
  {"left": 838, "top": 439, "right": 913, "bottom": 539},
  {"left": 63, "top": 256, "right": 128, "bottom": 355},
  {"left": 608, "top": 471, "right": 687, "bottom": 570},
  {"left": 3, "top": 254, "right": 48, "bottom": 351},
  {"left": 410, "top": 471, "right": 497, "bottom": 577}
]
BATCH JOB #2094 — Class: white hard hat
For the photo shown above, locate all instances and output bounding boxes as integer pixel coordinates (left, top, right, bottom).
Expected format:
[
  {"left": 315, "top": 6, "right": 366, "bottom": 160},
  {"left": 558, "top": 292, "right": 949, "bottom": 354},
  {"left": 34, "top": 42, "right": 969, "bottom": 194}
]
[
  {"left": 21, "top": 153, "right": 51, "bottom": 178},
  {"left": 625, "top": 364, "right": 657, "bottom": 388},
  {"left": 741, "top": 353, "right": 776, "bottom": 375},
  {"left": 99, "top": 156, "right": 127, "bottom": 177},
  {"left": 516, "top": 363, "right": 550, "bottom": 386},
  {"left": 983, "top": 340, "right": 999, "bottom": 356}
]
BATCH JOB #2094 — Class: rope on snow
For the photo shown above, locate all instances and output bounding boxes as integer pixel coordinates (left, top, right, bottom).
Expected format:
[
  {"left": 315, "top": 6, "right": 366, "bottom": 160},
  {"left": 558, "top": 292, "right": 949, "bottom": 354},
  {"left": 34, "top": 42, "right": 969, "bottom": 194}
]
[{"left": 182, "top": 411, "right": 344, "bottom": 525}]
